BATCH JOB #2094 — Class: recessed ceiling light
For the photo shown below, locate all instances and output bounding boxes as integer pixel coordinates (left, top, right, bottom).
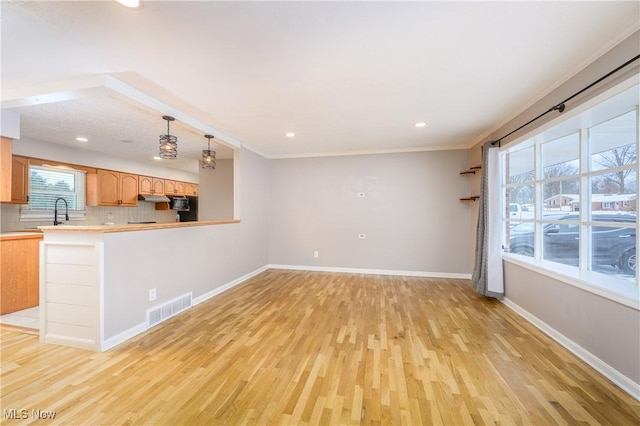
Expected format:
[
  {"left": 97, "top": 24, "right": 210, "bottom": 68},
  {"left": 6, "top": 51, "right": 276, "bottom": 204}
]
[
  {"left": 116, "top": 0, "right": 141, "bottom": 8},
  {"left": 75, "top": 137, "right": 88, "bottom": 142},
  {"left": 285, "top": 132, "right": 295, "bottom": 138},
  {"left": 414, "top": 122, "right": 427, "bottom": 128}
]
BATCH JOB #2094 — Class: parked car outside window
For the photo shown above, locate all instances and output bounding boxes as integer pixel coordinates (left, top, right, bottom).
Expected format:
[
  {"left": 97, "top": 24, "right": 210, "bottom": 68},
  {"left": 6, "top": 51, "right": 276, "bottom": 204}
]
[{"left": 509, "top": 213, "right": 636, "bottom": 275}]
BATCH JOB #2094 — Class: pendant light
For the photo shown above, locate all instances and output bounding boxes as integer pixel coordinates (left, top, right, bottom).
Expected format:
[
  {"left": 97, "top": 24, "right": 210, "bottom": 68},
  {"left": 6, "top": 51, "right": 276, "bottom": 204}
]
[
  {"left": 159, "top": 115, "right": 177, "bottom": 159},
  {"left": 201, "top": 134, "right": 216, "bottom": 169}
]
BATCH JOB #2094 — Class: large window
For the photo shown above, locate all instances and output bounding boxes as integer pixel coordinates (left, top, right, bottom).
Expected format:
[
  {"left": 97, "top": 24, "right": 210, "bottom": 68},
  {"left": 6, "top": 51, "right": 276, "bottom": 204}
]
[
  {"left": 503, "top": 84, "right": 638, "bottom": 290},
  {"left": 20, "top": 165, "right": 86, "bottom": 221}
]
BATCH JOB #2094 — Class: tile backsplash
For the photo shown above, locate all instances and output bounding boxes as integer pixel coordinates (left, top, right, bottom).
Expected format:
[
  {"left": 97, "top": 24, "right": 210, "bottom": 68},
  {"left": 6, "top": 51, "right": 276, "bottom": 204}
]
[{"left": 1, "top": 202, "right": 176, "bottom": 233}]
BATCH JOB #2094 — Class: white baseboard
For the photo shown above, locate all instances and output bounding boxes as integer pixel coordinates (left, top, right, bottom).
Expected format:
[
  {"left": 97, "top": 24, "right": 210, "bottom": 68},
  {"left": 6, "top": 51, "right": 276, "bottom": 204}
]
[
  {"left": 502, "top": 297, "right": 640, "bottom": 401},
  {"left": 269, "top": 264, "right": 471, "bottom": 279},
  {"left": 192, "top": 264, "right": 270, "bottom": 306},
  {"left": 101, "top": 322, "right": 147, "bottom": 352},
  {"left": 45, "top": 334, "right": 98, "bottom": 352}
]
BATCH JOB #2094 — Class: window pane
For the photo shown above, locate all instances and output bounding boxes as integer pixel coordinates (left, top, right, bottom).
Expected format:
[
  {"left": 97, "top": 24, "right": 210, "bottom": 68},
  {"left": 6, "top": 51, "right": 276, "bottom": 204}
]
[
  {"left": 591, "top": 224, "right": 636, "bottom": 280},
  {"left": 501, "top": 84, "right": 638, "bottom": 296},
  {"left": 505, "top": 185, "right": 534, "bottom": 220},
  {"left": 29, "top": 193, "right": 80, "bottom": 210},
  {"left": 543, "top": 178, "right": 579, "bottom": 215},
  {"left": 25, "top": 165, "right": 86, "bottom": 214},
  {"left": 542, "top": 217, "right": 579, "bottom": 267},
  {"left": 542, "top": 133, "right": 579, "bottom": 178},
  {"left": 30, "top": 168, "right": 76, "bottom": 191},
  {"left": 590, "top": 110, "right": 637, "bottom": 172},
  {"left": 506, "top": 145, "right": 534, "bottom": 184},
  {"left": 590, "top": 170, "right": 637, "bottom": 216},
  {"left": 508, "top": 221, "right": 535, "bottom": 257}
]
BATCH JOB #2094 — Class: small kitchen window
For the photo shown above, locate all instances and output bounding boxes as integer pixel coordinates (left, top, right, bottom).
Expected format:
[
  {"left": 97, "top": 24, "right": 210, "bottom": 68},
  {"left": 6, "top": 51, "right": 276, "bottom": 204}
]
[{"left": 20, "top": 165, "right": 87, "bottom": 221}]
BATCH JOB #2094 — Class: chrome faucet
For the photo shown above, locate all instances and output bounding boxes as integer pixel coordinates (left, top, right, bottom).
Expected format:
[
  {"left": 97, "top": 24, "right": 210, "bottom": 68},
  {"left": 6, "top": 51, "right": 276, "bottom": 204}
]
[{"left": 54, "top": 197, "right": 69, "bottom": 226}]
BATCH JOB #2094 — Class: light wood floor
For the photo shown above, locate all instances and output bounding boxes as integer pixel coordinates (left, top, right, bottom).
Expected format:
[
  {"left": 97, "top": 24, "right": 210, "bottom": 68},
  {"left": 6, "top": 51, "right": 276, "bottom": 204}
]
[{"left": 1, "top": 269, "right": 639, "bottom": 425}]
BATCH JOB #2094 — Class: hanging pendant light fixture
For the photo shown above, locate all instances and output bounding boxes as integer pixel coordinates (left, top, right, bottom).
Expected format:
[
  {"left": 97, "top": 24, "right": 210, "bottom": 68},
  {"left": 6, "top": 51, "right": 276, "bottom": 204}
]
[
  {"left": 158, "top": 115, "right": 178, "bottom": 159},
  {"left": 201, "top": 134, "right": 216, "bottom": 169}
]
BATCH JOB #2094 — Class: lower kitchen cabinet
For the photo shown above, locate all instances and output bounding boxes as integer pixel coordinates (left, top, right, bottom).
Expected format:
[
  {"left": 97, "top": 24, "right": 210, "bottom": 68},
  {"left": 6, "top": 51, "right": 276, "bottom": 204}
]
[{"left": 0, "top": 233, "right": 43, "bottom": 315}]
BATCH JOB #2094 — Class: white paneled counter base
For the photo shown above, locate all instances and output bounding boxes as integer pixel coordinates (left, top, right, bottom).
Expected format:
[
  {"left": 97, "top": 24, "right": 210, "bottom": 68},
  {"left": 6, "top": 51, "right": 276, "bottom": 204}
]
[
  {"left": 39, "top": 220, "right": 241, "bottom": 352},
  {"left": 40, "top": 235, "right": 103, "bottom": 351}
]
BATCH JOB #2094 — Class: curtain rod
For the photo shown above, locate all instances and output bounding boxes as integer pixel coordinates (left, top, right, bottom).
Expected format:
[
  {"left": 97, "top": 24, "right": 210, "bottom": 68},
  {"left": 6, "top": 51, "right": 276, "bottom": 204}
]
[{"left": 492, "top": 54, "right": 640, "bottom": 147}]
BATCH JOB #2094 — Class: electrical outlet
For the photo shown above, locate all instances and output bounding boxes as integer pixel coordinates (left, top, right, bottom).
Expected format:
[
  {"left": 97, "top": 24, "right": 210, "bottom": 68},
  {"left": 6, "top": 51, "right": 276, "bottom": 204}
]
[
  {"left": 149, "top": 288, "right": 157, "bottom": 301},
  {"left": 358, "top": 234, "right": 366, "bottom": 239},
  {"left": 107, "top": 212, "right": 114, "bottom": 220},
  {"left": 314, "top": 250, "right": 319, "bottom": 258}
]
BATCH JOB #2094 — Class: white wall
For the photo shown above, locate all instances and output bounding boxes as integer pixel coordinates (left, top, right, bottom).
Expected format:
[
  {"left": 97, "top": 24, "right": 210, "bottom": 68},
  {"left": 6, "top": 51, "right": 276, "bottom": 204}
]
[{"left": 268, "top": 150, "right": 471, "bottom": 276}]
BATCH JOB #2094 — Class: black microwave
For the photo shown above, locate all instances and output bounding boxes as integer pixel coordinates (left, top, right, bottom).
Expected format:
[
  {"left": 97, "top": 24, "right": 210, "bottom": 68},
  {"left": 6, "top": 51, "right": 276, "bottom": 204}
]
[{"left": 170, "top": 196, "right": 190, "bottom": 211}]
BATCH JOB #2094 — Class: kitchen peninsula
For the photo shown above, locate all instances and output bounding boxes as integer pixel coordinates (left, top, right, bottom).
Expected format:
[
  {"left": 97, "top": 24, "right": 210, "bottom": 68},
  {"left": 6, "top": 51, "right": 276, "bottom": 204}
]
[{"left": 39, "top": 220, "right": 240, "bottom": 352}]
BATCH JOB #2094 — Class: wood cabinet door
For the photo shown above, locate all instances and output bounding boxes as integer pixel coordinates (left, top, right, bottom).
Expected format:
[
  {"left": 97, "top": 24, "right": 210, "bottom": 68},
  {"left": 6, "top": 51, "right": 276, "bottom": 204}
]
[
  {"left": 165, "top": 180, "right": 177, "bottom": 195},
  {"left": 119, "top": 173, "right": 139, "bottom": 206},
  {"left": 97, "top": 170, "right": 120, "bottom": 206},
  {"left": 152, "top": 178, "right": 165, "bottom": 195},
  {"left": 0, "top": 138, "right": 11, "bottom": 202},
  {"left": 185, "top": 183, "right": 198, "bottom": 196},
  {"left": 1, "top": 237, "right": 41, "bottom": 315},
  {"left": 175, "top": 181, "right": 186, "bottom": 196},
  {"left": 11, "top": 156, "right": 29, "bottom": 204},
  {"left": 139, "top": 176, "right": 153, "bottom": 194}
]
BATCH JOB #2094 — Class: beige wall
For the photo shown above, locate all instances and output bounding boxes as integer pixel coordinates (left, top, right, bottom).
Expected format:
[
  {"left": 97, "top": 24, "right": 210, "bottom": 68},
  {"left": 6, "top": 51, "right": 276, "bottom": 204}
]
[
  {"left": 269, "top": 150, "right": 471, "bottom": 275},
  {"left": 104, "top": 147, "right": 270, "bottom": 338},
  {"left": 469, "top": 31, "right": 640, "bottom": 389},
  {"left": 198, "top": 158, "right": 234, "bottom": 220},
  {"left": 504, "top": 262, "right": 640, "bottom": 385}
]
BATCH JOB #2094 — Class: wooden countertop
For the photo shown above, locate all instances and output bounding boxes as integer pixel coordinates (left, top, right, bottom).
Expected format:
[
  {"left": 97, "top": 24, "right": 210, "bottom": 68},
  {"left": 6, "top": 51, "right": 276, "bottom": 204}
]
[
  {"left": 38, "top": 220, "right": 240, "bottom": 234},
  {"left": 0, "top": 232, "right": 44, "bottom": 241}
]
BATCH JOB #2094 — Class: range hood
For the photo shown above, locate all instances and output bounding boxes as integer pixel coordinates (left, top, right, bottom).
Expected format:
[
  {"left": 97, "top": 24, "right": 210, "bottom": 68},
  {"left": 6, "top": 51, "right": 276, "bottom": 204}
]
[{"left": 138, "top": 194, "right": 170, "bottom": 203}]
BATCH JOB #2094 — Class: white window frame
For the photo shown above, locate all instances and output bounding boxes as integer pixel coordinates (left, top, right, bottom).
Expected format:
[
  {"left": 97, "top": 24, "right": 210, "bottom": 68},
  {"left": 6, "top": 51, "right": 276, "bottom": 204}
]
[
  {"left": 20, "top": 164, "right": 87, "bottom": 222},
  {"left": 501, "top": 77, "right": 639, "bottom": 309}
]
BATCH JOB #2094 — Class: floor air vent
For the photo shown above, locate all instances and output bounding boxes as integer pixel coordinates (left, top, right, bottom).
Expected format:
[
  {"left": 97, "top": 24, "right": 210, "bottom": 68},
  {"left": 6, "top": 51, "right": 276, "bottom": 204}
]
[{"left": 147, "top": 292, "right": 192, "bottom": 328}]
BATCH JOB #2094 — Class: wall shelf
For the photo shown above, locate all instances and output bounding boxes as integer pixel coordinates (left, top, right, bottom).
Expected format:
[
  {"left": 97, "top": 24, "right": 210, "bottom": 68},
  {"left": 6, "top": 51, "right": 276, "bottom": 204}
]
[
  {"left": 460, "top": 166, "right": 482, "bottom": 175},
  {"left": 460, "top": 165, "right": 481, "bottom": 202}
]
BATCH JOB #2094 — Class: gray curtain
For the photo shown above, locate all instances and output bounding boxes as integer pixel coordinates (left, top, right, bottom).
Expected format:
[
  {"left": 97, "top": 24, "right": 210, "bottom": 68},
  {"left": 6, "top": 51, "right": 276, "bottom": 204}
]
[{"left": 471, "top": 141, "right": 504, "bottom": 298}]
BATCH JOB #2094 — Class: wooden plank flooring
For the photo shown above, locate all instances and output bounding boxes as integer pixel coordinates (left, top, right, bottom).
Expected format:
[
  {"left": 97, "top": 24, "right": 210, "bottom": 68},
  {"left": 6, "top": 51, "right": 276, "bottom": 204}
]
[{"left": 1, "top": 269, "right": 639, "bottom": 425}]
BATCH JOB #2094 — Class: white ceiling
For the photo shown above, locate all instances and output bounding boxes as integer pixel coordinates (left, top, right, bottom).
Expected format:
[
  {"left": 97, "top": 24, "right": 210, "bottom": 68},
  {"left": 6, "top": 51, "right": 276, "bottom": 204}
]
[{"left": 1, "top": 1, "right": 638, "bottom": 173}]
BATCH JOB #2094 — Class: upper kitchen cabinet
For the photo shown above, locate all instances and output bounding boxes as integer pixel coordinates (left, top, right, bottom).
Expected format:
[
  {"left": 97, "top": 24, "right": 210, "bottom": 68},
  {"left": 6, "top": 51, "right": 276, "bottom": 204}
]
[
  {"left": 88, "top": 170, "right": 138, "bottom": 207},
  {"left": 10, "top": 156, "right": 29, "bottom": 204},
  {"left": 0, "top": 137, "right": 12, "bottom": 202},
  {"left": 139, "top": 176, "right": 165, "bottom": 195},
  {"left": 164, "top": 180, "right": 185, "bottom": 196},
  {"left": 185, "top": 183, "right": 198, "bottom": 196}
]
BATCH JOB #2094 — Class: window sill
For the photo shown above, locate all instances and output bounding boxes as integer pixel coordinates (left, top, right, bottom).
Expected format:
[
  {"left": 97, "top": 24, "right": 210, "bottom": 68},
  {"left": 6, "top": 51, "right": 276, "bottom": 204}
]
[{"left": 503, "top": 254, "right": 639, "bottom": 310}]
